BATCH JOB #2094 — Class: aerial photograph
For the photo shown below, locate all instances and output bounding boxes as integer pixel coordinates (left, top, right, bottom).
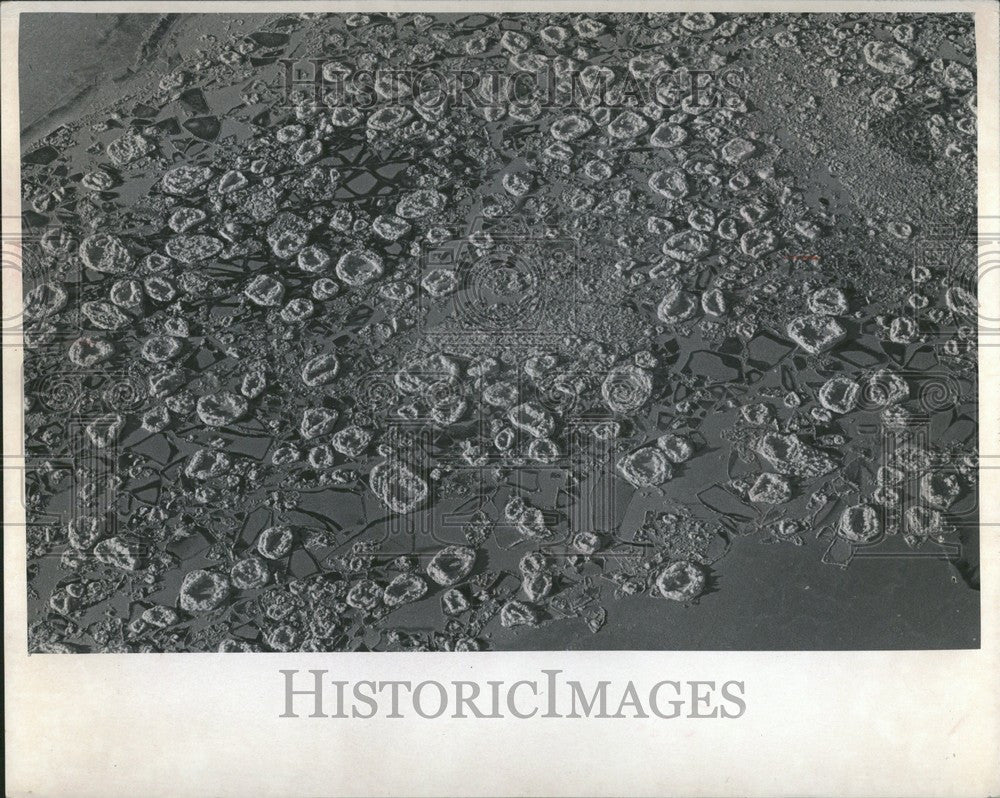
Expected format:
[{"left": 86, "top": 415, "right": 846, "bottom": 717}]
[{"left": 18, "top": 11, "right": 980, "bottom": 652}]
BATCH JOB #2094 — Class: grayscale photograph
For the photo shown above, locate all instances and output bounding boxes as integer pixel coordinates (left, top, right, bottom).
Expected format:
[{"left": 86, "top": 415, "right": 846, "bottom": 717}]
[{"left": 17, "top": 11, "right": 980, "bottom": 653}]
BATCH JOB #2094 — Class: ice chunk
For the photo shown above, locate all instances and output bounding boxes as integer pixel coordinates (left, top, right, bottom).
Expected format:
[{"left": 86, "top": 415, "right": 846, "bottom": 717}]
[{"left": 370, "top": 461, "right": 429, "bottom": 513}]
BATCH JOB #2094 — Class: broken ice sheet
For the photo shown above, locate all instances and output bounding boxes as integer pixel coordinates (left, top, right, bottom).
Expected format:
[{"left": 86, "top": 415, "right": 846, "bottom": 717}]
[{"left": 19, "top": 11, "right": 979, "bottom": 652}]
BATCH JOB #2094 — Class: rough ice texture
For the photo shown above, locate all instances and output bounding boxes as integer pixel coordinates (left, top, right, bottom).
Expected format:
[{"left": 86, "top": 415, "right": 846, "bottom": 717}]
[{"left": 19, "top": 12, "right": 979, "bottom": 652}]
